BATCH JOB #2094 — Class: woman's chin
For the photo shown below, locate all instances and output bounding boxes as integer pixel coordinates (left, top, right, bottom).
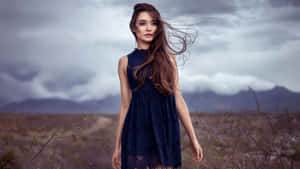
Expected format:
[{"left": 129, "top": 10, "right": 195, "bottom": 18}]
[{"left": 142, "top": 39, "right": 153, "bottom": 43}]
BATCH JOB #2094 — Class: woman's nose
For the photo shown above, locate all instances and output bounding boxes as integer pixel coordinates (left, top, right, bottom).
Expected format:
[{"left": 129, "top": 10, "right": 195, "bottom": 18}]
[{"left": 146, "top": 24, "right": 152, "bottom": 30}]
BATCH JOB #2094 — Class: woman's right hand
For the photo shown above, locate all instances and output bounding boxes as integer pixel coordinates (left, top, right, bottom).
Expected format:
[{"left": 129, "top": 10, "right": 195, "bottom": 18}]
[
  {"left": 112, "top": 147, "right": 121, "bottom": 169},
  {"left": 191, "top": 140, "right": 203, "bottom": 163}
]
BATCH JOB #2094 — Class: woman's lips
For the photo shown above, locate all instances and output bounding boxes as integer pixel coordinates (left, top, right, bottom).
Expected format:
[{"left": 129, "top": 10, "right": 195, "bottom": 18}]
[{"left": 145, "top": 34, "right": 152, "bottom": 37}]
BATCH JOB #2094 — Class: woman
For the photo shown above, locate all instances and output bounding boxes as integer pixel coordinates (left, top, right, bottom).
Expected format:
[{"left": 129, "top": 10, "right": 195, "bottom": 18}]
[{"left": 112, "top": 3, "right": 203, "bottom": 169}]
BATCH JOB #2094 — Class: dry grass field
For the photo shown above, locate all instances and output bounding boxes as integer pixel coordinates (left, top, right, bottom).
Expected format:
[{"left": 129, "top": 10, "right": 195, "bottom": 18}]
[{"left": 0, "top": 112, "right": 299, "bottom": 169}]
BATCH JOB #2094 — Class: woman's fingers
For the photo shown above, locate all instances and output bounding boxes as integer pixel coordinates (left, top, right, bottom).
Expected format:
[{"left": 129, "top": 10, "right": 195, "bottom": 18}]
[
  {"left": 199, "top": 147, "right": 203, "bottom": 161},
  {"left": 192, "top": 152, "right": 196, "bottom": 161},
  {"left": 112, "top": 149, "right": 121, "bottom": 169},
  {"left": 112, "top": 158, "right": 116, "bottom": 169},
  {"left": 200, "top": 146, "right": 204, "bottom": 161},
  {"left": 112, "top": 155, "right": 120, "bottom": 169},
  {"left": 117, "top": 158, "right": 121, "bottom": 168},
  {"left": 192, "top": 147, "right": 199, "bottom": 162},
  {"left": 112, "top": 158, "right": 117, "bottom": 169},
  {"left": 117, "top": 155, "right": 121, "bottom": 169},
  {"left": 196, "top": 149, "right": 200, "bottom": 161},
  {"left": 195, "top": 146, "right": 203, "bottom": 162}
]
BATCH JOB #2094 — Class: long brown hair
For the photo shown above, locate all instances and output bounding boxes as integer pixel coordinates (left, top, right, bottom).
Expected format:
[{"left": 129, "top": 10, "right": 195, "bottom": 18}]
[{"left": 129, "top": 3, "right": 197, "bottom": 96}]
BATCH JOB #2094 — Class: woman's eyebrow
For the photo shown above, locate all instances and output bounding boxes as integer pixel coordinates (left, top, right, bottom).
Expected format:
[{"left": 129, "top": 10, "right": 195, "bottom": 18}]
[{"left": 138, "top": 19, "right": 156, "bottom": 22}]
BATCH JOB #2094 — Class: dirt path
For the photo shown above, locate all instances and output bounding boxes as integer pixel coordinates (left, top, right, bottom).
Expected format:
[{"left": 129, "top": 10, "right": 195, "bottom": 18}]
[
  {"left": 21, "top": 116, "right": 113, "bottom": 140},
  {"left": 83, "top": 116, "right": 112, "bottom": 135}
]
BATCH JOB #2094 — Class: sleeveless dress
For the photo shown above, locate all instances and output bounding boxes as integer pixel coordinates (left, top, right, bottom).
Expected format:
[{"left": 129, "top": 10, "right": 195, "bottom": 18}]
[{"left": 121, "top": 48, "right": 182, "bottom": 169}]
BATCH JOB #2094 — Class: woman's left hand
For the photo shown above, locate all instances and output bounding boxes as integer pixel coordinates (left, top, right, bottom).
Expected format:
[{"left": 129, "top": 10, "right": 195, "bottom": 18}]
[{"left": 191, "top": 141, "right": 203, "bottom": 163}]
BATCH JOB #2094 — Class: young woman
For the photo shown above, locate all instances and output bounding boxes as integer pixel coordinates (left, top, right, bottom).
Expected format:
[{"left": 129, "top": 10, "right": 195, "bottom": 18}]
[{"left": 112, "top": 3, "right": 203, "bottom": 169}]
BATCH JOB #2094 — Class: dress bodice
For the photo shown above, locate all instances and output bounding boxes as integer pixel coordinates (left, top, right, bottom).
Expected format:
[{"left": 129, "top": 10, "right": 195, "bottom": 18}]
[{"left": 127, "top": 48, "right": 153, "bottom": 91}]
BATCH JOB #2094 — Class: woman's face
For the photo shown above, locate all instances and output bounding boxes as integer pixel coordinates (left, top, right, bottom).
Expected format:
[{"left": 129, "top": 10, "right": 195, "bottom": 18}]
[{"left": 133, "top": 11, "right": 158, "bottom": 43}]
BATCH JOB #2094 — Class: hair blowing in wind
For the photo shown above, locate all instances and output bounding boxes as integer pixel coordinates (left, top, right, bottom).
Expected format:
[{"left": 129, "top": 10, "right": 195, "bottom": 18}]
[{"left": 129, "top": 3, "right": 198, "bottom": 96}]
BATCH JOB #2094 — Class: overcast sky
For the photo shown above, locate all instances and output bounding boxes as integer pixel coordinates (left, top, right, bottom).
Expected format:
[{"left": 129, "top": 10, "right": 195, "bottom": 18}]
[{"left": 0, "top": 0, "right": 299, "bottom": 104}]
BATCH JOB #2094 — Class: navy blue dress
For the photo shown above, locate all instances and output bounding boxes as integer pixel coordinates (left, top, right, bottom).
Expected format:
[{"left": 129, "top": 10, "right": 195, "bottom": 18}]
[{"left": 121, "top": 48, "right": 182, "bottom": 169}]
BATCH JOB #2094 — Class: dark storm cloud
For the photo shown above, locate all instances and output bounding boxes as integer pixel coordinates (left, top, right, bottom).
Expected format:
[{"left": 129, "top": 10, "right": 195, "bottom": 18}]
[
  {"left": 268, "top": 0, "right": 300, "bottom": 7},
  {"left": 0, "top": 63, "right": 40, "bottom": 82},
  {"left": 102, "top": 0, "right": 237, "bottom": 16},
  {"left": 242, "top": 27, "right": 300, "bottom": 50},
  {"left": 0, "top": 1, "right": 57, "bottom": 29},
  {"left": 194, "top": 39, "right": 230, "bottom": 54},
  {"left": 0, "top": 0, "right": 70, "bottom": 78},
  {"left": 42, "top": 68, "right": 96, "bottom": 92},
  {"left": 0, "top": 0, "right": 100, "bottom": 103},
  {"left": 192, "top": 16, "right": 236, "bottom": 27},
  {"left": 161, "top": 0, "right": 236, "bottom": 17},
  {"left": 273, "top": 8, "right": 300, "bottom": 22},
  {"left": 0, "top": 72, "right": 37, "bottom": 104}
]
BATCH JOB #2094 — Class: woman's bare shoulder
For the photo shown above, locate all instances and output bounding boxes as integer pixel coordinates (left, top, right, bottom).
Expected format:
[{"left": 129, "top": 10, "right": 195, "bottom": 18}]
[
  {"left": 119, "top": 55, "right": 128, "bottom": 63},
  {"left": 118, "top": 55, "right": 128, "bottom": 72}
]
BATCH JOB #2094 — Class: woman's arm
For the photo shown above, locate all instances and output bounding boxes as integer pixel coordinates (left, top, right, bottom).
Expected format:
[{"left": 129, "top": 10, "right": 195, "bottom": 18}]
[
  {"left": 114, "top": 55, "right": 132, "bottom": 150},
  {"left": 168, "top": 53, "right": 199, "bottom": 146}
]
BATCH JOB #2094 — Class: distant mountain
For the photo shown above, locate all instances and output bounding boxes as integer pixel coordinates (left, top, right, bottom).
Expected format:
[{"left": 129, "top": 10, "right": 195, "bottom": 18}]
[
  {"left": 0, "top": 97, "right": 9, "bottom": 107},
  {"left": 0, "top": 98, "right": 86, "bottom": 114},
  {"left": 182, "top": 86, "right": 300, "bottom": 113},
  {"left": 0, "top": 85, "right": 299, "bottom": 114},
  {"left": 0, "top": 95, "right": 120, "bottom": 114}
]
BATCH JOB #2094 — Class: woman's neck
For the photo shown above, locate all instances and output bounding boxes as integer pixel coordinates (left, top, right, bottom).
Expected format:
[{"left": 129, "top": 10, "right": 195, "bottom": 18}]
[{"left": 136, "top": 42, "right": 150, "bottom": 50}]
